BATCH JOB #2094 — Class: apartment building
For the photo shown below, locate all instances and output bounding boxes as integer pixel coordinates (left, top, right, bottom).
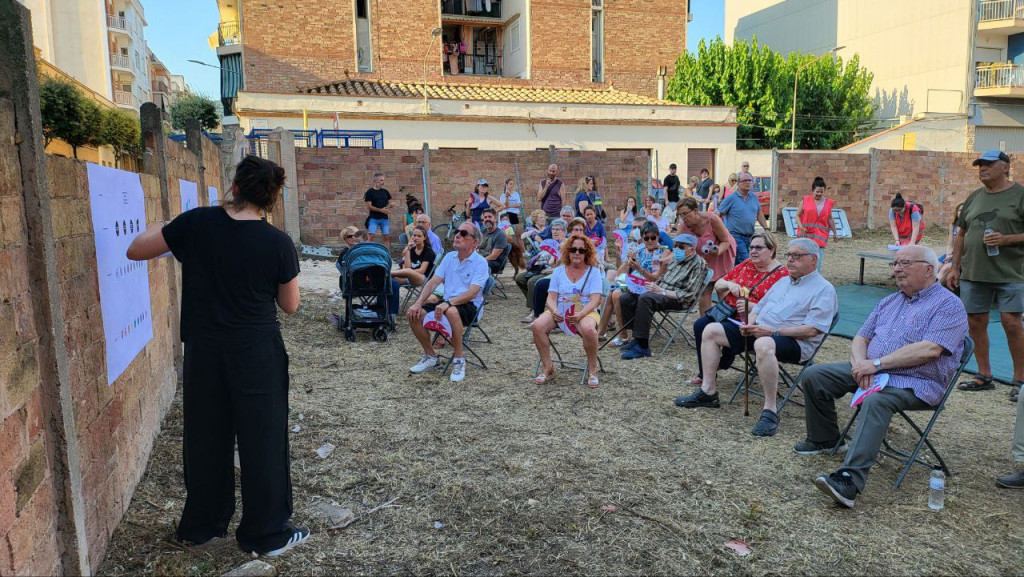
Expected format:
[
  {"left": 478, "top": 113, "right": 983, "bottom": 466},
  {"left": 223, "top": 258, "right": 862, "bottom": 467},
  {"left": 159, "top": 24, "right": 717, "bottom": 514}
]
[
  {"left": 213, "top": 0, "right": 740, "bottom": 180},
  {"left": 724, "top": 0, "right": 1024, "bottom": 152},
  {"left": 106, "top": 0, "right": 152, "bottom": 113},
  {"left": 149, "top": 50, "right": 192, "bottom": 122}
]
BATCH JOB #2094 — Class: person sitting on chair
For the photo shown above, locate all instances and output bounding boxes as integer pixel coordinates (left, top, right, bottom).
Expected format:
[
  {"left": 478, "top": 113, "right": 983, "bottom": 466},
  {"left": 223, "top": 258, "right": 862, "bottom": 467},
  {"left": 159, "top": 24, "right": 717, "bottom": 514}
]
[
  {"left": 400, "top": 212, "right": 443, "bottom": 255},
  {"left": 336, "top": 226, "right": 364, "bottom": 271},
  {"left": 598, "top": 221, "right": 667, "bottom": 345},
  {"left": 795, "top": 245, "right": 967, "bottom": 509},
  {"left": 392, "top": 226, "right": 436, "bottom": 286},
  {"left": 618, "top": 234, "right": 709, "bottom": 359},
  {"left": 675, "top": 238, "right": 838, "bottom": 438},
  {"left": 532, "top": 234, "right": 605, "bottom": 388},
  {"left": 407, "top": 222, "right": 489, "bottom": 383},
  {"left": 478, "top": 209, "right": 509, "bottom": 275},
  {"left": 516, "top": 219, "right": 567, "bottom": 324}
]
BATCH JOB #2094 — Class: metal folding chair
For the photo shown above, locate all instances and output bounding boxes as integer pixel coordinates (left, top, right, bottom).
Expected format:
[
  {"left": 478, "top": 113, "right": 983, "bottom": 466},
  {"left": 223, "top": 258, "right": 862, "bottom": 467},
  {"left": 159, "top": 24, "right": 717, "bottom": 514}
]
[
  {"left": 432, "top": 276, "right": 496, "bottom": 375},
  {"left": 489, "top": 244, "right": 512, "bottom": 299},
  {"left": 830, "top": 336, "right": 975, "bottom": 488},
  {"left": 650, "top": 268, "right": 715, "bottom": 355},
  {"left": 727, "top": 313, "right": 841, "bottom": 413},
  {"left": 400, "top": 250, "right": 447, "bottom": 314}
]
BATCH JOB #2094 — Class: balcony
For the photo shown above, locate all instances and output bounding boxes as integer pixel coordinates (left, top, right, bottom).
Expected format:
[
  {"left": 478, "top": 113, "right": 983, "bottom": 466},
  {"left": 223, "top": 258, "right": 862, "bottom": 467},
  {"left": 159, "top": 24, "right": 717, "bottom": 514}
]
[
  {"left": 975, "top": 62, "right": 1024, "bottom": 97},
  {"left": 978, "top": 0, "right": 1024, "bottom": 34},
  {"left": 442, "top": 0, "right": 501, "bottom": 20},
  {"left": 113, "top": 90, "right": 138, "bottom": 110},
  {"left": 218, "top": 20, "right": 240, "bottom": 46},
  {"left": 107, "top": 14, "right": 131, "bottom": 36},
  {"left": 445, "top": 49, "right": 502, "bottom": 76},
  {"left": 110, "top": 54, "right": 132, "bottom": 72}
]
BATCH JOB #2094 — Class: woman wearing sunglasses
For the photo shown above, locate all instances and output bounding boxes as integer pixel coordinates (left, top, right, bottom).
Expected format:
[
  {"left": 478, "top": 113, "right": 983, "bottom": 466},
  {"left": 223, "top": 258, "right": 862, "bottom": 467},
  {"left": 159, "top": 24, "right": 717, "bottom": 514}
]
[
  {"left": 532, "top": 234, "right": 604, "bottom": 387},
  {"left": 598, "top": 221, "right": 666, "bottom": 345}
]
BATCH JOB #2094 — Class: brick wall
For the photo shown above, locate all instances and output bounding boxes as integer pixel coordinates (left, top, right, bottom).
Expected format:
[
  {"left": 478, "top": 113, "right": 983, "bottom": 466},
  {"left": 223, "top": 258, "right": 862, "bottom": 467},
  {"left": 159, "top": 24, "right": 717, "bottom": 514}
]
[
  {"left": 296, "top": 147, "right": 648, "bottom": 246},
  {"left": 775, "top": 149, "right": 1021, "bottom": 230},
  {"left": 0, "top": 89, "right": 63, "bottom": 577},
  {"left": 241, "top": 0, "right": 681, "bottom": 98}
]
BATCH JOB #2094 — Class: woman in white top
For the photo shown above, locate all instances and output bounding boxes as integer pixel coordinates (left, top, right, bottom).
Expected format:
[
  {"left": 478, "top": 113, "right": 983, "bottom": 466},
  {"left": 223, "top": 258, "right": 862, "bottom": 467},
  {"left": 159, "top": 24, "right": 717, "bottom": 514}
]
[
  {"left": 532, "top": 234, "right": 604, "bottom": 387},
  {"left": 499, "top": 178, "right": 522, "bottom": 228}
]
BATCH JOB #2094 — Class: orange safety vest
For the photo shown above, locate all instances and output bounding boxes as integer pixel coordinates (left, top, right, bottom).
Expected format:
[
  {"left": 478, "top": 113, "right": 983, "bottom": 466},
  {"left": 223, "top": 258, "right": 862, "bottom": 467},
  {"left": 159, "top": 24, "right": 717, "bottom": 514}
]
[
  {"left": 799, "top": 195, "right": 835, "bottom": 248},
  {"left": 893, "top": 202, "right": 926, "bottom": 244}
]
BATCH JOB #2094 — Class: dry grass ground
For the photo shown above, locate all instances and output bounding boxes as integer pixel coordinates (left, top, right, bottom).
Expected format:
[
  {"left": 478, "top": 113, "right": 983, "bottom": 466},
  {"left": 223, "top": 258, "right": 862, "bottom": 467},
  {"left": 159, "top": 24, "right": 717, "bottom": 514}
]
[{"left": 99, "top": 228, "right": 1023, "bottom": 576}]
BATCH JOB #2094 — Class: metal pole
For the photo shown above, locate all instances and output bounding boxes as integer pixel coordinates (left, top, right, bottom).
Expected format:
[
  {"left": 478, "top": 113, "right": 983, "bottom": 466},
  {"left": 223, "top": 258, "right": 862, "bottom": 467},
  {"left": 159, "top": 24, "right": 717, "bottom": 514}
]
[{"left": 790, "top": 69, "right": 800, "bottom": 151}]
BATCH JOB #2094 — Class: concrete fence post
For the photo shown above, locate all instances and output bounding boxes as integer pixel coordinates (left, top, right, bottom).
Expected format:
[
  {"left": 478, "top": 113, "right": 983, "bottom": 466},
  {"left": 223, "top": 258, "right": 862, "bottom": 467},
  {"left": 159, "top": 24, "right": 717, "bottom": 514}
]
[
  {"left": 867, "top": 147, "right": 879, "bottom": 230},
  {"left": 422, "top": 142, "right": 431, "bottom": 219},
  {"left": 219, "top": 119, "right": 247, "bottom": 203},
  {"left": 185, "top": 119, "right": 206, "bottom": 204},
  {"left": 769, "top": 148, "right": 780, "bottom": 232},
  {"left": 0, "top": 1, "right": 90, "bottom": 573},
  {"left": 267, "top": 128, "right": 299, "bottom": 245}
]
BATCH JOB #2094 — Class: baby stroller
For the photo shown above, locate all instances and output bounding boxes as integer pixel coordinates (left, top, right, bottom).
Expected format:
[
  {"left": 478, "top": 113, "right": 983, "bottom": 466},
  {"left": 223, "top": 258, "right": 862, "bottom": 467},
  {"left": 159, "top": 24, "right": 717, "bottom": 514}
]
[{"left": 338, "top": 242, "right": 394, "bottom": 342}]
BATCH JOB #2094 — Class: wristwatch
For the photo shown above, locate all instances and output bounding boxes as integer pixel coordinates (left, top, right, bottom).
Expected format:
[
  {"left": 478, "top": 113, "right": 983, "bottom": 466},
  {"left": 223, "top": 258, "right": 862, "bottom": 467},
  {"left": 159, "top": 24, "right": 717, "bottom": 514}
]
[
  {"left": 873, "top": 358, "right": 882, "bottom": 369},
  {"left": 772, "top": 329, "right": 779, "bottom": 337}
]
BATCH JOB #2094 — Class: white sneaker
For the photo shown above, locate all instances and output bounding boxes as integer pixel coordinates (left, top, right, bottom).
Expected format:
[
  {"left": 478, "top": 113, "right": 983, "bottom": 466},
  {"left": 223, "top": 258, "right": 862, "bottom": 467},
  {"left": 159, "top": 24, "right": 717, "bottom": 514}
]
[
  {"left": 410, "top": 355, "right": 438, "bottom": 373},
  {"left": 450, "top": 359, "right": 466, "bottom": 382},
  {"left": 263, "top": 526, "right": 310, "bottom": 557}
]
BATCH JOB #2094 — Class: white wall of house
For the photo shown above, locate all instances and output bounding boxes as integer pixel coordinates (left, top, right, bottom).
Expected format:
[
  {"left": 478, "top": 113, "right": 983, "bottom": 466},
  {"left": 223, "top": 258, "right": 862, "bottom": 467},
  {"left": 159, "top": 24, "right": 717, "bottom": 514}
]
[
  {"left": 840, "top": 117, "right": 968, "bottom": 153},
  {"left": 501, "top": 0, "right": 528, "bottom": 78}
]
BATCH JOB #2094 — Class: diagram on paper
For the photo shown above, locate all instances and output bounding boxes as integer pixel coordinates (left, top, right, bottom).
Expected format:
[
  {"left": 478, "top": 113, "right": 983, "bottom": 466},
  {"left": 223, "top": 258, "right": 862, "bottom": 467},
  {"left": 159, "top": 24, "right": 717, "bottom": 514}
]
[
  {"left": 87, "top": 163, "right": 154, "bottom": 385},
  {"left": 180, "top": 179, "right": 199, "bottom": 213}
]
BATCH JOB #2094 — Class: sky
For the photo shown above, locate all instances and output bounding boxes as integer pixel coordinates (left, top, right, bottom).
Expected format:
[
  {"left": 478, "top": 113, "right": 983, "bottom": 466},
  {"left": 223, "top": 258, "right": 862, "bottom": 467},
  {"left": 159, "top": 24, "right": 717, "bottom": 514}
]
[
  {"left": 143, "top": 0, "right": 222, "bottom": 99},
  {"left": 143, "top": 0, "right": 725, "bottom": 99}
]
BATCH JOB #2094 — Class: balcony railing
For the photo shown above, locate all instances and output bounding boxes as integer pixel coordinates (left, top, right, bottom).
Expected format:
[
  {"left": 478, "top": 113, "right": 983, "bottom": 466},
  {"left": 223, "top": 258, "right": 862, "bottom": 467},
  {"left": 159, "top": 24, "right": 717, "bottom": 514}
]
[
  {"left": 113, "top": 90, "right": 137, "bottom": 108},
  {"left": 976, "top": 62, "right": 1024, "bottom": 89},
  {"left": 107, "top": 14, "right": 128, "bottom": 32},
  {"left": 445, "top": 49, "right": 503, "bottom": 76},
  {"left": 442, "top": 0, "right": 501, "bottom": 18},
  {"left": 218, "top": 21, "right": 241, "bottom": 46},
  {"left": 979, "top": 0, "right": 1024, "bottom": 22},
  {"left": 110, "top": 54, "right": 131, "bottom": 70},
  {"left": 152, "top": 91, "right": 170, "bottom": 108}
]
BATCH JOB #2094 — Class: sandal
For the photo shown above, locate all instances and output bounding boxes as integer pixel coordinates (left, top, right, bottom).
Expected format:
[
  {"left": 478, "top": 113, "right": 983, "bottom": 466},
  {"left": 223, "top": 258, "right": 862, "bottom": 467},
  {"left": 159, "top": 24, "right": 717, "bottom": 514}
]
[
  {"left": 1010, "top": 382, "right": 1023, "bottom": 404},
  {"left": 957, "top": 374, "right": 995, "bottom": 391},
  {"left": 690, "top": 376, "right": 703, "bottom": 385},
  {"left": 587, "top": 374, "right": 600, "bottom": 388},
  {"left": 535, "top": 367, "right": 555, "bottom": 385}
]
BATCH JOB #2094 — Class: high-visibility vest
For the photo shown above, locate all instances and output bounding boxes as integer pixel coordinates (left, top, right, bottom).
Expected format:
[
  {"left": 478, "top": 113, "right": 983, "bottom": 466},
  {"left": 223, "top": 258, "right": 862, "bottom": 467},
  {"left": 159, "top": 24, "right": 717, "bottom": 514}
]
[
  {"left": 892, "top": 202, "right": 926, "bottom": 244},
  {"left": 799, "top": 195, "right": 834, "bottom": 248}
]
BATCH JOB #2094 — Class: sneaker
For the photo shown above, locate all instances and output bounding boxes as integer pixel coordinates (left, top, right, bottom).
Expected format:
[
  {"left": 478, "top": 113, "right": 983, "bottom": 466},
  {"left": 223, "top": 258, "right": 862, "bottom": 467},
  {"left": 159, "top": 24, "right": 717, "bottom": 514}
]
[
  {"left": 450, "top": 359, "right": 466, "bottom": 382},
  {"left": 621, "top": 346, "right": 652, "bottom": 360},
  {"left": 794, "top": 438, "right": 849, "bottom": 456},
  {"left": 410, "top": 355, "right": 438, "bottom": 373},
  {"left": 674, "top": 388, "right": 720, "bottom": 408},
  {"left": 814, "top": 471, "right": 858, "bottom": 508},
  {"left": 750, "top": 409, "right": 779, "bottom": 437},
  {"left": 263, "top": 526, "right": 310, "bottom": 557},
  {"left": 519, "top": 312, "right": 536, "bottom": 324},
  {"left": 996, "top": 469, "right": 1024, "bottom": 489},
  {"left": 619, "top": 339, "right": 640, "bottom": 352}
]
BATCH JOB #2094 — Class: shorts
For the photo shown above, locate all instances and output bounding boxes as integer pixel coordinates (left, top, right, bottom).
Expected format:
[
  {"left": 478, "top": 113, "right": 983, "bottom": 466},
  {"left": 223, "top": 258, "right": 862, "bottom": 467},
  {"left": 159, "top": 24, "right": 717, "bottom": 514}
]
[
  {"left": 367, "top": 217, "right": 390, "bottom": 235},
  {"left": 720, "top": 321, "right": 801, "bottom": 368},
  {"left": 423, "top": 300, "right": 478, "bottom": 328},
  {"left": 960, "top": 280, "right": 1024, "bottom": 314}
]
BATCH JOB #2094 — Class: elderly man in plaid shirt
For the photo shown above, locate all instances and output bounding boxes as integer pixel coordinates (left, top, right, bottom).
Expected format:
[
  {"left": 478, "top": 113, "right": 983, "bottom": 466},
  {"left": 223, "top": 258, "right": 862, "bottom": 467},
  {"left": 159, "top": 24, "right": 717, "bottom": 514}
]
[{"left": 795, "top": 245, "right": 968, "bottom": 509}]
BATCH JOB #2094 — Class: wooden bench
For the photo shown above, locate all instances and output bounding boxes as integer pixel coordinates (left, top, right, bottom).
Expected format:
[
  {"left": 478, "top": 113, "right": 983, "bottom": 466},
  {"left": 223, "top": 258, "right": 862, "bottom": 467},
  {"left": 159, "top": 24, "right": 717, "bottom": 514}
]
[{"left": 856, "top": 246, "right": 944, "bottom": 285}]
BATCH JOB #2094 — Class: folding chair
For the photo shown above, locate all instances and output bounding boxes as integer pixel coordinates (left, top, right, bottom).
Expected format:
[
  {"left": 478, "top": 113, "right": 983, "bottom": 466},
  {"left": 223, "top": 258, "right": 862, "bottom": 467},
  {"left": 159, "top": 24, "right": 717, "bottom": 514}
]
[
  {"left": 727, "top": 313, "right": 841, "bottom": 413},
  {"left": 650, "top": 268, "right": 715, "bottom": 355},
  {"left": 533, "top": 278, "right": 609, "bottom": 384},
  {"left": 489, "top": 244, "right": 512, "bottom": 300},
  {"left": 400, "top": 250, "right": 447, "bottom": 314},
  {"left": 830, "top": 336, "right": 975, "bottom": 488},
  {"left": 431, "top": 276, "right": 496, "bottom": 375}
]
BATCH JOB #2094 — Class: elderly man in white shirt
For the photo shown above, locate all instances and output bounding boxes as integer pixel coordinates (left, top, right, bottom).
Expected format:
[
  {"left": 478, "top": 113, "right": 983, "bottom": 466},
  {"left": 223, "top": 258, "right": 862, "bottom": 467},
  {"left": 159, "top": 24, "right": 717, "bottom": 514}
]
[{"left": 675, "top": 238, "right": 838, "bottom": 437}]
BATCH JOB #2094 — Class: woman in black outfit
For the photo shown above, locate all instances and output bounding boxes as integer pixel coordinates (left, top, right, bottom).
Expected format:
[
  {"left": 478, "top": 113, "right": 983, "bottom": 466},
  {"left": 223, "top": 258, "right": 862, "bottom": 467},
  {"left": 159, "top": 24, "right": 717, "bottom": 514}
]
[{"left": 127, "top": 156, "right": 308, "bottom": 556}]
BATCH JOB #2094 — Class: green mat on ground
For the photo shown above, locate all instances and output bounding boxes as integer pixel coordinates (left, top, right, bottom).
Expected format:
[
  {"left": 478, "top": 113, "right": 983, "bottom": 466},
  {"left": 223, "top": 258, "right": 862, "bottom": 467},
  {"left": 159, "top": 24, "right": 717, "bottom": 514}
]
[{"left": 832, "top": 284, "right": 1014, "bottom": 384}]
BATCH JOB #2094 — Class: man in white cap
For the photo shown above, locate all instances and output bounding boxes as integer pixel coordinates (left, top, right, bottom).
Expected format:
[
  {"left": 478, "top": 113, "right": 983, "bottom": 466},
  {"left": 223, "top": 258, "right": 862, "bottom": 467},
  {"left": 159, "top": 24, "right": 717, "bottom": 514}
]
[{"left": 618, "top": 234, "right": 709, "bottom": 359}]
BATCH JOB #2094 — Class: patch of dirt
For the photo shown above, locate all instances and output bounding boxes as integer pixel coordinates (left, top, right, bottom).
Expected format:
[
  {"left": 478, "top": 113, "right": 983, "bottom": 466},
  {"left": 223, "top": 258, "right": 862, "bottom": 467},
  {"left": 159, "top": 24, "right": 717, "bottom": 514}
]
[{"left": 98, "top": 228, "right": 1022, "bottom": 576}]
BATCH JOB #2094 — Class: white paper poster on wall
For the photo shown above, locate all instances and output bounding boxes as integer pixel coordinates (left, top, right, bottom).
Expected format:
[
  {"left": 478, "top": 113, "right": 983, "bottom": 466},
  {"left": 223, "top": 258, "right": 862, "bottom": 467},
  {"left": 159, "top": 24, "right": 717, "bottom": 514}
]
[
  {"left": 86, "top": 163, "right": 154, "bottom": 385},
  {"left": 180, "top": 179, "right": 199, "bottom": 213},
  {"left": 208, "top": 185, "right": 220, "bottom": 207}
]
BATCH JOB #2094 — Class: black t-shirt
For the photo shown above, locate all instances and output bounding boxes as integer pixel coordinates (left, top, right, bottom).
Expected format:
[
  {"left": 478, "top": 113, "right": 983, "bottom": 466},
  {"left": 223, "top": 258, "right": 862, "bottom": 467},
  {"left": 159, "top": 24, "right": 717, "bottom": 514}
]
[
  {"left": 162, "top": 207, "right": 299, "bottom": 341},
  {"left": 364, "top": 187, "right": 392, "bottom": 219},
  {"left": 410, "top": 245, "right": 437, "bottom": 277},
  {"left": 663, "top": 174, "right": 681, "bottom": 202},
  {"left": 696, "top": 178, "right": 713, "bottom": 200}
]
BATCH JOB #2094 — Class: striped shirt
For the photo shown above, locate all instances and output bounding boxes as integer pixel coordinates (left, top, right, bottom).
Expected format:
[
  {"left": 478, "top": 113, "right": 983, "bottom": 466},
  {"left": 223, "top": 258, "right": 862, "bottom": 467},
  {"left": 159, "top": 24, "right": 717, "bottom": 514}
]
[
  {"left": 857, "top": 281, "right": 968, "bottom": 406},
  {"left": 655, "top": 254, "right": 709, "bottom": 310}
]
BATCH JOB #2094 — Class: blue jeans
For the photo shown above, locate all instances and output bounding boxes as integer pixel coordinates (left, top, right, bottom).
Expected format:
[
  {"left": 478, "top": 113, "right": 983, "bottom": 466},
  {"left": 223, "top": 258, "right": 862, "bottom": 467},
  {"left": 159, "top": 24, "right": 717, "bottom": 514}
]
[
  {"left": 367, "top": 217, "right": 390, "bottom": 235},
  {"left": 733, "top": 233, "right": 751, "bottom": 265}
]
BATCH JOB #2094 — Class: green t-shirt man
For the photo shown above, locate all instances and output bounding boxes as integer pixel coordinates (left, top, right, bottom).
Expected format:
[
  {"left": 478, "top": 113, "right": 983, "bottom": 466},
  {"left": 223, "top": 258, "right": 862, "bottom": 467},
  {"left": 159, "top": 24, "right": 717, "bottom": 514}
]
[{"left": 955, "top": 182, "right": 1024, "bottom": 283}]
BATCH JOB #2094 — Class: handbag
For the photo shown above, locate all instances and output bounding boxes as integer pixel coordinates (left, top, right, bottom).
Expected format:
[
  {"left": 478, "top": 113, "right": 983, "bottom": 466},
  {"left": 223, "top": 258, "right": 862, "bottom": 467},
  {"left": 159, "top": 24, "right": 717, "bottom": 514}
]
[{"left": 705, "top": 265, "right": 783, "bottom": 323}]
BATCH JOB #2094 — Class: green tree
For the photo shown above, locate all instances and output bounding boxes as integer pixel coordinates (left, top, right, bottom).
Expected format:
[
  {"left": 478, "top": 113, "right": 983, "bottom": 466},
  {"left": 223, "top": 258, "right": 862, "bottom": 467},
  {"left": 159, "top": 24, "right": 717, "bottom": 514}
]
[
  {"left": 666, "top": 37, "right": 877, "bottom": 150},
  {"left": 39, "top": 76, "right": 83, "bottom": 149},
  {"left": 63, "top": 98, "right": 105, "bottom": 159},
  {"left": 101, "top": 108, "right": 141, "bottom": 165},
  {"left": 169, "top": 93, "right": 220, "bottom": 131}
]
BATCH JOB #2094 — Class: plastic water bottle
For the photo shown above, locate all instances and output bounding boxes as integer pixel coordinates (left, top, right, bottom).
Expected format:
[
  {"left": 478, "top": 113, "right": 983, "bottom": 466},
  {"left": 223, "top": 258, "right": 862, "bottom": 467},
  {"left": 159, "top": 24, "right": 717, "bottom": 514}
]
[
  {"left": 928, "top": 467, "right": 945, "bottom": 511},
  {"left": 985, "top": 227, "right": 1000, "bottom": 257}
]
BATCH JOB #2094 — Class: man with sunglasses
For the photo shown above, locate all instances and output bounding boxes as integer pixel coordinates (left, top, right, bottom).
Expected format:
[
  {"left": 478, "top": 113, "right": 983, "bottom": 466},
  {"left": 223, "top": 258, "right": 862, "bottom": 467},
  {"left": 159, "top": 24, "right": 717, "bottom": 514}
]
[
  {"left": 795, "top": 245, "right": 967, "bottom": 508},
  {"left": 716, "top": 171, "right": 769, "bottom": 265},
  {"left": 676, "top": 239, "right": 836, "bottom": 439},
  {"left": 407, "top": 223, "right": 489, "bottom": 383},
  {"left": 618, "top": 234, "right": 708, "bottom": 359}
]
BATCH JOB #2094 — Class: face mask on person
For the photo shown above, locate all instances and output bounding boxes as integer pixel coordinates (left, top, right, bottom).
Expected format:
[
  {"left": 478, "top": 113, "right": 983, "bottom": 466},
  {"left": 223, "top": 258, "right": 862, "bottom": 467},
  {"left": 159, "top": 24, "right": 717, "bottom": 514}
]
[
  {"left": 673, "top": 248, "right": 688, "bottom": 262},
  {"left": 629, "top": 229, "right": 641, "bottom": 241}
]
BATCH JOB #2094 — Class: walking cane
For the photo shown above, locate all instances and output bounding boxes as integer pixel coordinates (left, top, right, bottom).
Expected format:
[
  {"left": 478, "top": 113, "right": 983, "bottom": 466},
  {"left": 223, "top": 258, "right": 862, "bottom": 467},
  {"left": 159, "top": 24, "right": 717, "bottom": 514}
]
[{"left": 741, "top": 289, "right": 751, "bottom": 417}]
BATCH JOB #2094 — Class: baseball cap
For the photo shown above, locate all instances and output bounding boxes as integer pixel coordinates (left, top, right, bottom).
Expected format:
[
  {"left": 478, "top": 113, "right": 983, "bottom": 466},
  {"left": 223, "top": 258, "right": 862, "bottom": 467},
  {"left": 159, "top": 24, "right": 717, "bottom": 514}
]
[
  {"left": 673, "top": 234, "right": 698, "bottom": 246},
  {"left": 973, "top": 149, "right": 1011, "bottom": 165},
  {"left": 476, "top": 178, "right": 489, "bottom": 185}
]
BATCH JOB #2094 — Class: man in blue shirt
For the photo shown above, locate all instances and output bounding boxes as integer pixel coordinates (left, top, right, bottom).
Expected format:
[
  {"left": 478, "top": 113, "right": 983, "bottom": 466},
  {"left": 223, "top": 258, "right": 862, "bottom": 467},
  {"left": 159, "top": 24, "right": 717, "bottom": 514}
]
[{"left": 717, "top": 173, "right": 768, "bottom": 265}]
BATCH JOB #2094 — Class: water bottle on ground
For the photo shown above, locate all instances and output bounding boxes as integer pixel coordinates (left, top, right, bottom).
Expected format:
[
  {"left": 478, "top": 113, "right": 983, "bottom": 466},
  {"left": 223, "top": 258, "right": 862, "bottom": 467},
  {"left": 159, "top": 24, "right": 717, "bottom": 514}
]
[
  {"left": 985, "top": 227, "right": 1000, "bottom": 257},
  {"left": 928, "top": 467, "right": 945, "bottom": 511}
]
